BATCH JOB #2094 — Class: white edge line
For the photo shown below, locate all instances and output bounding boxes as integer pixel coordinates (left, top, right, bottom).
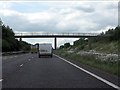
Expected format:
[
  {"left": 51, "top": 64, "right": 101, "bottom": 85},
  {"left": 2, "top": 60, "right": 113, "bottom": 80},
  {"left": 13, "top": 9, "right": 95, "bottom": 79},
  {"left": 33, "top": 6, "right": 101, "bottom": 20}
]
[
  {"left": 54, "top": 54, "right": 120, "bottom": 90},
  {"left": 20, "top": 64, "right": 23, "bottom": 67},
  {"left": 0, "top": 79, "right": 3, "bottom": 82}
]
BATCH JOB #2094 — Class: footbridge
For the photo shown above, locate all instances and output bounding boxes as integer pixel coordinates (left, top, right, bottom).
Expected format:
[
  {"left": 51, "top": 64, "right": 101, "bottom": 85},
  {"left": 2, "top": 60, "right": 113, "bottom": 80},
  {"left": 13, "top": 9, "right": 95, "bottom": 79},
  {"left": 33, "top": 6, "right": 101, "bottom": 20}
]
[{"left": 15, "top": 32, "right": 101, "bottom": 49}]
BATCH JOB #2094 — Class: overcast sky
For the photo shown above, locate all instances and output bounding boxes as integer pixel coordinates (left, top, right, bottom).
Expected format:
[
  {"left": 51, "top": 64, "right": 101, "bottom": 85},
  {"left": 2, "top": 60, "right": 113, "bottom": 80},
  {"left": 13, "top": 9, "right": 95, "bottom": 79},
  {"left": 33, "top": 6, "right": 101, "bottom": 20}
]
[{"left": 0, "top": 1, "right": 118, "bottom": 48}]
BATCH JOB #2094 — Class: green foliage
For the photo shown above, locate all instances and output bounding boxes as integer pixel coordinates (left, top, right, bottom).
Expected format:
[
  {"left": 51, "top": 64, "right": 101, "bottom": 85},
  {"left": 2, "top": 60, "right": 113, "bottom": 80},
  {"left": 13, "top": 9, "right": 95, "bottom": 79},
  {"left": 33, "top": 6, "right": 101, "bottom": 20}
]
[
  {"left": 54, "top": 50, "right": 119, "bottom": 76},
  {"left": 56, "top": 26, "right": 120, "bottom": 76},
  {"left": 104, "top": 25, "right": 120, "bottom": 41},
  {"left": 2, "top": 25, "right": 14, "bottom": 39},
  {"left": 64, "top": 26, "right": 119, "bottom": 51},
  {"left": 73, "top": 38, "right": 86, "bottom": 46},
  {"left": 2, "top": 24, "right": 31, "bottom": 52},
  {"left": 60, "top": 45, "right": 64, "bottom": 49},
  {"left": 19, "top": 41, "right": 31, "bottom": 51},
  {"left": 90, "top": 26, "right": 120, "bottom": 43},
  {"left": 2, "top": 25, "right": 18, "bottom": 52},
  {"left": 73, "top": 38, "right": 87, "bottom": 50},
  {"left": 64, "top": 43, "right": 70, "bottom": 48},
  {"left": 2, "top": 39, "right": 10, "bottom": 52},
  {"left": 78, "top": 44, "right": 85, "bottom": 50},
  {"left": 113, "top": 26, "right": 120, "bottom": 40}
]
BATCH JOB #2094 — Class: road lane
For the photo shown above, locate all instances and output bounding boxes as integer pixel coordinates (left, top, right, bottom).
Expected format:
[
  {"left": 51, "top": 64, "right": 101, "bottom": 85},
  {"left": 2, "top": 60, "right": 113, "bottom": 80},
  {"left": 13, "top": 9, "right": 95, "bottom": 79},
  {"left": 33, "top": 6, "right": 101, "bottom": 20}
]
[
  {"left": 2, "top": 53, "right": 36, "bottom": 80},
  {"left": 2, "top": 53, "right": 118, "bottom": 89}
]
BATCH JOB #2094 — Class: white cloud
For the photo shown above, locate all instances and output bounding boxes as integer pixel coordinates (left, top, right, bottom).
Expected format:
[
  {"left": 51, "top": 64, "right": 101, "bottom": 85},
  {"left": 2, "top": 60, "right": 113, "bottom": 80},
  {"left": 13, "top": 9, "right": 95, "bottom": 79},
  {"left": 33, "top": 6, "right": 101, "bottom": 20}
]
[
  {"left": 0, "top": 9, "right": 21, "bottom": 16},
  {"left": 97, "top": 25, "right": 116, "bottom": 33},
  {"left": 0, "top": 1, "right": 118, "bottom": 47},
  {"left": 27, "top": 12, "right": 53, "bottom": 23},
  {"left": 0, "top": 2, "right": 12, "bottom": 9}
]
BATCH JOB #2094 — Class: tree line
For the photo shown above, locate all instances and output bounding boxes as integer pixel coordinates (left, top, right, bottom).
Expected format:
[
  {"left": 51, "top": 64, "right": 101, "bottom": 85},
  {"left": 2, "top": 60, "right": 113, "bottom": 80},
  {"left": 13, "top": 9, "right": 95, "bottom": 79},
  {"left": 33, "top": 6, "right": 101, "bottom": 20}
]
[
  {"left": 2, "top": 24, "right": 31, "bottom": 52},
  {"left": 59, "top": 25, "right": 120, "bottom": 49}
]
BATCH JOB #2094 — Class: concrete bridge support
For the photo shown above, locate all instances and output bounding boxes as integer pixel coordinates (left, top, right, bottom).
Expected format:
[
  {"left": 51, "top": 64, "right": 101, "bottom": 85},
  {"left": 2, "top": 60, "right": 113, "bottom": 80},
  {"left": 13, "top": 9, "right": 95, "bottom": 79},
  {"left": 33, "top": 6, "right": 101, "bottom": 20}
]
[
  {"left": 20, "top": 38, "right": 22, "bottom": 41},
  {"left": 54, "top": 37, "right": 57, "bottom": 50}
]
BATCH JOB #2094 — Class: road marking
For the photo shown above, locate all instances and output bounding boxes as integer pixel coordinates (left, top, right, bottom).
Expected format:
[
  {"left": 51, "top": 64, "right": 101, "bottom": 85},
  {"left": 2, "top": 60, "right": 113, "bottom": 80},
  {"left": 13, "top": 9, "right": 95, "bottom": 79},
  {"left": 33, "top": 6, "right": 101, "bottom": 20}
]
[
  {"left": 0, "top": 79, "right": 3, "bottom": 82},
  {"left": 20, "top": 64, "right": 23, "bottom": 67},
  {"left": 54, "top": 54, "right": 120, "bottom": 90}
]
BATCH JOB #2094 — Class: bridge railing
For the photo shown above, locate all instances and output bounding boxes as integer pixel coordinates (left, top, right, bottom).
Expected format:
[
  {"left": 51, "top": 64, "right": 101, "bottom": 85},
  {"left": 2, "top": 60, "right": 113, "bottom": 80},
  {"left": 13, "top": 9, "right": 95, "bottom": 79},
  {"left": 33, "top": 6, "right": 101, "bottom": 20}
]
[{"left": 15, "top": 33, "right": 100, "bottom": 36}]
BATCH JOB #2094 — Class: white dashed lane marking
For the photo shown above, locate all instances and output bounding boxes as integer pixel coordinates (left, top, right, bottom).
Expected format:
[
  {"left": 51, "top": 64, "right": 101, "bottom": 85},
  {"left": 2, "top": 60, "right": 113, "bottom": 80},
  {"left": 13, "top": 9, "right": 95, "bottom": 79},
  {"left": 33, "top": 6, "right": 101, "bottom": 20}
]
[
  {"left": 20, "top": 64, "right": 23, "bottom": 67},
  {"left": 0, "top": 79, "right": 3, "bottom": 82}
]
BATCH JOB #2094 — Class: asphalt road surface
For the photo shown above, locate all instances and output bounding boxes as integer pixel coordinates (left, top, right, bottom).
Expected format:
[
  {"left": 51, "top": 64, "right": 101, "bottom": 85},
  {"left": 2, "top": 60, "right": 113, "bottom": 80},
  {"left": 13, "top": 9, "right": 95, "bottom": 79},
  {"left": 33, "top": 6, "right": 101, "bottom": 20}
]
[{"left": 2, "top": 53, "right": 119, "bottom": 89}]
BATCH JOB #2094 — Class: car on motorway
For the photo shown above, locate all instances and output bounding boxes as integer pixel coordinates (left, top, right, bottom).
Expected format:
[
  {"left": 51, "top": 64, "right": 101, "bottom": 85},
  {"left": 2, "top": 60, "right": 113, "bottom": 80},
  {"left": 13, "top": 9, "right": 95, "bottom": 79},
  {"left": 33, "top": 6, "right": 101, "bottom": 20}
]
[{"left": 38, "top": 43, "right": 53, "bottom": 58}]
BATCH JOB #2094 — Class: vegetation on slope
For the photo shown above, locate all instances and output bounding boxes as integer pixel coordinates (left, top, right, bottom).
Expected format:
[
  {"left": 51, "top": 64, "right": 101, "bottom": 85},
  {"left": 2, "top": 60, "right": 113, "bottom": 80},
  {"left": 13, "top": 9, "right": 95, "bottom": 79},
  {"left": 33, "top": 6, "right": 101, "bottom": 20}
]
[
  {"left": 2, "top": 24, "right": 31, "bottom": 52},
  {"left": 54, "top": 49, "right": 119, "bottom": 76},
  {"left": 55, "top": 26, "right": 120, "bottom": 76},
  {"left": 59, "top": 26, "right": 120, "bottom": 53}
]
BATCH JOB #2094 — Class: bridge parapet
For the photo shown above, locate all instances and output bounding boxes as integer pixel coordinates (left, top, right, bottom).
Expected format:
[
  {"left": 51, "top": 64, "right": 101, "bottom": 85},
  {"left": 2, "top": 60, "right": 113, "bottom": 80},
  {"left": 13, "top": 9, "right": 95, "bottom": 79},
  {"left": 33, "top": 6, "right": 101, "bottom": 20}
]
[{"left": 15, "top": 32, "right": 100, "bottom": 37}]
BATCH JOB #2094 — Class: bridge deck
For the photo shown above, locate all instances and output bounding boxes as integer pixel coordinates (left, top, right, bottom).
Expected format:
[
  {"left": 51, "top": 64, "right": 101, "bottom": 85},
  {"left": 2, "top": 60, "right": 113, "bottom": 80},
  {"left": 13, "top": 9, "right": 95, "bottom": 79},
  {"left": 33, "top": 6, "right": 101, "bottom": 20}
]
[{"left": 15, "top": 33, "right": 100, "bottom": 38}]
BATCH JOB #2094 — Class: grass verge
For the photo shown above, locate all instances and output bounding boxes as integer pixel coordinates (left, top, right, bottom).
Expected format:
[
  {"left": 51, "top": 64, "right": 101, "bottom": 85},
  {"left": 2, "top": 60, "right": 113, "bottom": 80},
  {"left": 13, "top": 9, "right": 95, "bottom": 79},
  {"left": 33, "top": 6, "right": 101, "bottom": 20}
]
[{"left": 54, "top": 50, "right": 120, "bottom": 77}]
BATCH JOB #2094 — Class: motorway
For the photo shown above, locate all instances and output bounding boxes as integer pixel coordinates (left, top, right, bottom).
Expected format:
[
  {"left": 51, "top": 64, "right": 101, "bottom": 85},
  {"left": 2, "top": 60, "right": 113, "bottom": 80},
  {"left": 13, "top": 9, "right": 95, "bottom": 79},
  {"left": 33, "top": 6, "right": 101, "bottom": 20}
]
[{"left": 2, "top": 53, "right": 119, "bottom": 89}]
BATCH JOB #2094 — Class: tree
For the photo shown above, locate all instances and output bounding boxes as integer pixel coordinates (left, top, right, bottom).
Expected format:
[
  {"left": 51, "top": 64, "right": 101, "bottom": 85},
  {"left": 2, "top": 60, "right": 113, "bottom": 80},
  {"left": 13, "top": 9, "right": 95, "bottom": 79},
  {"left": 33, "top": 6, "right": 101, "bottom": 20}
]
[
  {"left": 73, "top": 38, "right": 87, "bottom": 46},
  {"left": 2, "top": 39, "right": 10, "bottom": 52},
  {"left": 59, "top": 45, "right": 64, "bottom": 49},
  {"left": 64, "top": 43, "right": 70, "bottom": 48},
  {"left": 19, "top": 41, "right": 31, "bottom": 51},
  {"left": 104, "top": 26, "right": 120, "bottom": 41},
  {"left": 113, "top": 25, "right": 120, "bottom": 40},
  {"left": 2, "top": 24, "right": 30, "bottom": 52}
]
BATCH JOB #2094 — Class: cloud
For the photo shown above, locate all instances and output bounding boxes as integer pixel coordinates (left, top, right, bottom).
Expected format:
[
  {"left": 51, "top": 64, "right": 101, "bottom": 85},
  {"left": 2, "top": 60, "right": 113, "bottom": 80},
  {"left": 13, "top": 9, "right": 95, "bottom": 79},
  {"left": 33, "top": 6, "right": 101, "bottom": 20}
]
[
  {"left": 95, "top": 25, "right": 116, "bottom": 33},
  {"left": 0, "top": 1, "right": 118, "bottom": 46},
  {"left": 1, "top": 2, "right": 117, "bottom": 33},
  {"left": 0, "top": 2, "right": 12, "bottom": 9},
  {"left": 75, "top": 4, "right": 95, "bottom": 13},
  {"left": 105, "top": 2, "right": 118, "bottom": 10}
]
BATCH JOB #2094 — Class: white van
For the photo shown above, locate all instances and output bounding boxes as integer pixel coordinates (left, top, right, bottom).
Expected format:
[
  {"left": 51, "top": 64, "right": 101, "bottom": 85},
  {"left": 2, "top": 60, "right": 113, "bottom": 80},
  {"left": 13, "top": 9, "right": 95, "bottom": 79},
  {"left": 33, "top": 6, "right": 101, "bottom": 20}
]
[{"left": 38, "top": 43, "right": 53, "bottom": 58}]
